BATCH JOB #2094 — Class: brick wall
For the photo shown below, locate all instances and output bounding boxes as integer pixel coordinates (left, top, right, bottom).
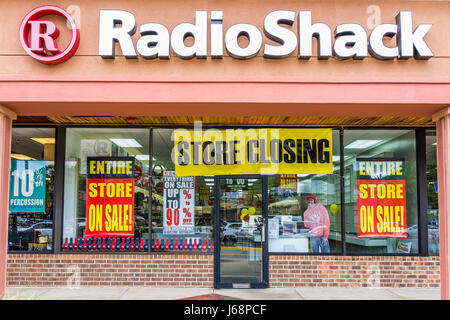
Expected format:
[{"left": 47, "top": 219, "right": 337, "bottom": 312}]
[
  {"left": 269, "top": 256, "right": 440, "bottom": 288},
  {"left": 7, "top": 254, "right": 440, "bottom": 288},
  {"left": 7, "top": 254, "right": 214, "bottom": 287}
]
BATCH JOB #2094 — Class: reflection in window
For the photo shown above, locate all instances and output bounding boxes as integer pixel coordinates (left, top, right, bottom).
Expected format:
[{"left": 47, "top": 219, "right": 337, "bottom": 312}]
[
  {"left": 344, "top": 130, "right": 418, "bottom": 254},
  {"left": 426, "top": 130, "right": 439, "bottom": 255},
  {"left": 63, "top": 128, "right": 150, "bottom": 251},
  {"left": 8, "top": 127, "right": 55, "bottom": 251},
  {"left": 268, "top": 130, "right": 341, "bottom": 254}
]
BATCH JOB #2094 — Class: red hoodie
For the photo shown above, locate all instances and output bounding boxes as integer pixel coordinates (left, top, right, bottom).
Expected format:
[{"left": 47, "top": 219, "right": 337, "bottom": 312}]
[{"left": 303, "top": 202, "right": 330, "bottom": 239}]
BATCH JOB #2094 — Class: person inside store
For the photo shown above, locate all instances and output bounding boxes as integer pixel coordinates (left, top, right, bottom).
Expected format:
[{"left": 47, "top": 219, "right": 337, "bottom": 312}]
[{"left": 302, "top": 194, "right": 330, "bottom": 253}]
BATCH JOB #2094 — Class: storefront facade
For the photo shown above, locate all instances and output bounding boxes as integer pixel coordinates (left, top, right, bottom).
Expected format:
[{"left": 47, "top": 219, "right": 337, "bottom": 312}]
[{"left": 0, "top": 0, "right": 449, "bottom": 297}]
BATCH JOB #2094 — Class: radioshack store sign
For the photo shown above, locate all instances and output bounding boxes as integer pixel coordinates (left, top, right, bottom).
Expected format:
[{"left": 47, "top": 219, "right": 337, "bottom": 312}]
[
  {"left": 99, "top": 10, "right": 433, "bottom": 61},
  {"left": 20, "top": 6, "right": 433, "bottom": 64}
]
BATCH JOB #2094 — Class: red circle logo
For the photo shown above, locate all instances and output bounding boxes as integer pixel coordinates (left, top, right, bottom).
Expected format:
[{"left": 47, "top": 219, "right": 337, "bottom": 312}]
[{"left": 20, "top": 6, "right": 80, "bottom": 64}]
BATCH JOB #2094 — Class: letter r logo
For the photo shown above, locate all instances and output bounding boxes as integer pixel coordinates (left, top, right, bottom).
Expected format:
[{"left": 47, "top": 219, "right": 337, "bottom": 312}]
[
  {"left": 28, "top": 20, "right": 60, "bottom": 54},
  {"left": 20, "top": 6, "right": 80, "bottom": 64}
]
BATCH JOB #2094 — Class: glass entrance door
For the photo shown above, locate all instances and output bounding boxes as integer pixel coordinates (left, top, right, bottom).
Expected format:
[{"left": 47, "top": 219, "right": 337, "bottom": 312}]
[{"left": 214, "top": 176, "right": 268, "bottom": 288}]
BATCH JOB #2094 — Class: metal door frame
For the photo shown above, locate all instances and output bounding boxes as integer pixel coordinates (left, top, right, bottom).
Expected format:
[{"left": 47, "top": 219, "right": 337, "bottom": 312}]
[{"left": 213, "top": 175, "right": 269, "bottom": 289}]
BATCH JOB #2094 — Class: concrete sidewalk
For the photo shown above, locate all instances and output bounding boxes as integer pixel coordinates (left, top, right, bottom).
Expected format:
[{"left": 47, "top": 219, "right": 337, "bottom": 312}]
[{"left": 4, "top": 286, "right": 441, "bottom": 300}]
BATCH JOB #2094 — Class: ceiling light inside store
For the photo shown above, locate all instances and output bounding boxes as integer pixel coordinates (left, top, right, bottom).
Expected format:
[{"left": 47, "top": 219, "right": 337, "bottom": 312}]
[
  {"left": 11, "top": 154, "right": 36, "bottom": 160},
  {"left": 110, "top": 138, "right": 143, "bottom": 148},
  {"left": 332, "top": 155, "right": 350, "bottom": 162},
  {"left": 135, "top": 155, "right": 150, "bottom": 161},
  {"left": 432, "top": 143, "right": 437, "bottom": 146},
  {"left": 31, "top": 138, "right": 55, "bottom": 144},
  {"left": 344, "top": 140, "right": 382, "bottom": 149}
]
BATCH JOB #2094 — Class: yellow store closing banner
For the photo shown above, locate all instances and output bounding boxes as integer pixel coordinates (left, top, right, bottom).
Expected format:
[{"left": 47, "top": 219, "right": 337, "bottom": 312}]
[{"left": 174, "top": 128, "right": 333, "bottom": 176}]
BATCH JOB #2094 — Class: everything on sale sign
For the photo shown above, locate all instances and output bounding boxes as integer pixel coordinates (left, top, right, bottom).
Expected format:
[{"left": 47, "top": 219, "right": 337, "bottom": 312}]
[
  {"left": 163, "top": 171, "right": 195, "bottom": 234},
  {"left": 356, "top": 159, "right": 407, "bottom": 239},
  {"left": 85, "top": 157, "right": 135, "bottom": 237}
]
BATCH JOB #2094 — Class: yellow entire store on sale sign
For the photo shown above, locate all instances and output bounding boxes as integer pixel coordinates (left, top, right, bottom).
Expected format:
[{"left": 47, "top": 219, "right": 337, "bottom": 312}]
[{"left": 174, "top": 128, "right": 333, "bottom": 176}]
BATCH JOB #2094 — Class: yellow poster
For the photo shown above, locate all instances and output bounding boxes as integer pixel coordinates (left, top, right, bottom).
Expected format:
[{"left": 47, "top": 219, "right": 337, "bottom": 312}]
[{"left": 174, "top": 128, "right": 333, "bottom": 176}]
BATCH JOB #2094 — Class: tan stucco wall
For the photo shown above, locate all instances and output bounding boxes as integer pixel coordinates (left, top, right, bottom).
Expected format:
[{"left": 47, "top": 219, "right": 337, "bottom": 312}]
[
  {"left": 1, "top": 0, "right": 449, "bottom": 79},
  {"left": 0, "top": 0, "right": 449, "bottom": 117}
]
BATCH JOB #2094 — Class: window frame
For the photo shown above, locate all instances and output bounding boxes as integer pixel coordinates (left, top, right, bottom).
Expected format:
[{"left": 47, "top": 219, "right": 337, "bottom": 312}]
[
  {"left": 7, "top": 125, "right": 58, "bottom": 254},
  {"left": 8, "top": 124, "right": 433, "bottom": 256},
  {"left": 59, "top": 125, "right": 153, "bottom": 255},
  {"left": 424, "top": 128, "right": 439, "bottom": 256},
  {"left": 341, "top": 127, "right": 427, "bottom": 257}
]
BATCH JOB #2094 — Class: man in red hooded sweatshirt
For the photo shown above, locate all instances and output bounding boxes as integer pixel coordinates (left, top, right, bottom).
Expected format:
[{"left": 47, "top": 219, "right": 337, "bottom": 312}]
[{"left": 303, "top": 194, "right": 330, "bottom": 253}]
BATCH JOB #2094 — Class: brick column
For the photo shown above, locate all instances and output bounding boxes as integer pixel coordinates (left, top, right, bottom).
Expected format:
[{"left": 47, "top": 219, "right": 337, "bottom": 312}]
[
  {"left": 432, "top": 107, "right": 450, "bottom": 300},
  {"left": 0, "top": 105, "right": 16, "bottom": 299}
]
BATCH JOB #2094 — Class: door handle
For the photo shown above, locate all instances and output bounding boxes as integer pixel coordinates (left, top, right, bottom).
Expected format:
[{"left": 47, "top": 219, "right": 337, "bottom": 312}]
[{"left": 261, "top": 222, "right": 266, "bottom": 243}]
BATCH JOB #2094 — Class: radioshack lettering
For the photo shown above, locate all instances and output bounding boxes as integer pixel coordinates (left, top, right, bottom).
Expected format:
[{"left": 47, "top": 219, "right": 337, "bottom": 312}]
[
  {"left": 85, "top": 157, "right": 135, "bottom": 237},
  {"left": 356, "top": 159, "right": 407, "bottom": 239},
  {"left": 99, "top": 10, "right": 432, "bottom": 61},
  {"left": 174, "top": 128, "right": 332, "bottom": 176}
]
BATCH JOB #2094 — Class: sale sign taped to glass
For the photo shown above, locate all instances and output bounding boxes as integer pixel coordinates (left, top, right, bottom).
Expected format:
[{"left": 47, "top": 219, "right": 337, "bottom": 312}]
[
  {"left": 163, "top": 171, "right": 195, "bottom": 234},
  {"left": 9, "top": 160, "right": 46, "bottom": 213},
  {"left": 356, "top": 159, "right": 407, "bottom": 239},
  {"left": 85, "top": 157, "right": 135, "bottom": 237},
  {"left": 279, "top": 174, "right": 297, "bottom": 190},
  {"left": 199, "top": 186, "right": 210, "bottom": 201}
]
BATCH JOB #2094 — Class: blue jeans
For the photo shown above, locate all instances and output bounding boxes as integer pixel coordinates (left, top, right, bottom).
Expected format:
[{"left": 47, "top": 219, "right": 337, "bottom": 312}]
[{"left": 310, "top": 236, "right": 330, "bottom": 253}]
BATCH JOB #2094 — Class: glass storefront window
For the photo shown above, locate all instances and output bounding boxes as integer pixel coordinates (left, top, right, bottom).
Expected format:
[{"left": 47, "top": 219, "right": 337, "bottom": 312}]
[
  {"left": 151, "top": 128, "right": 213, "bottom": 252},
  {"left": 63, "top": 128, "right": 150, "bottom": 251},
  {"left": 344, "top": 129, "right": 418, "bottom": 254},
  {"left": 8, "top": 125, "right": 436, "bottom": 256},
  {"left": 8, "top": 127, "right": 55, "bottom": 251},
  {"left": 268, "top": 130, "right": 342, "bottom": 253},
  {"left": 426, "top": 130, "right": 439, "bottom": 255}
]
